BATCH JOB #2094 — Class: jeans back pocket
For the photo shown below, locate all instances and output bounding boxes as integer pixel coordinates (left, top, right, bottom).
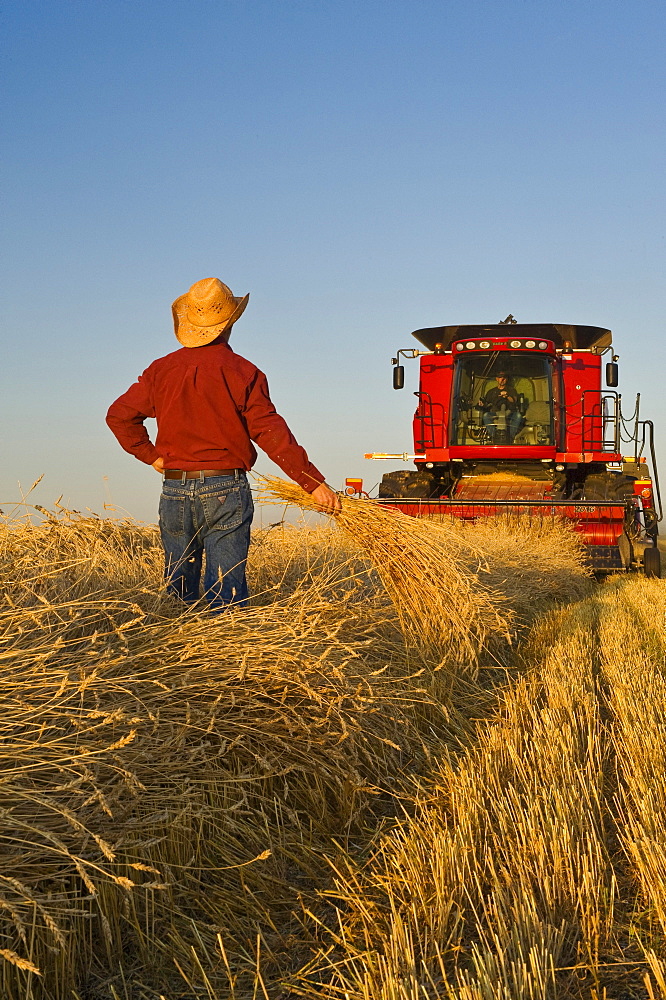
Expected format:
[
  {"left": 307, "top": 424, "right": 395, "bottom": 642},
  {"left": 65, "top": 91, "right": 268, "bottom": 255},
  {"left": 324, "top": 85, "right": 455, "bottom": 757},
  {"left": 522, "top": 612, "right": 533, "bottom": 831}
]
[
  {"left": 200, "top": 485, "right": 244, "bottom": 532},
  {"left": 159, "top": 490, "right": 187, "bottom": 537}
]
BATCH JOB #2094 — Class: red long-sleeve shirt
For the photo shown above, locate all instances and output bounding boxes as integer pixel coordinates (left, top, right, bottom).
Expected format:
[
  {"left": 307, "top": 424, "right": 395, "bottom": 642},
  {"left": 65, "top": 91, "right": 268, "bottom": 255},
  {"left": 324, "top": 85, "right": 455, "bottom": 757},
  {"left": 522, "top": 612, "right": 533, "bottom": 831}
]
[{"left": 106, "top": 342, "right": 325, "bottom": 493}]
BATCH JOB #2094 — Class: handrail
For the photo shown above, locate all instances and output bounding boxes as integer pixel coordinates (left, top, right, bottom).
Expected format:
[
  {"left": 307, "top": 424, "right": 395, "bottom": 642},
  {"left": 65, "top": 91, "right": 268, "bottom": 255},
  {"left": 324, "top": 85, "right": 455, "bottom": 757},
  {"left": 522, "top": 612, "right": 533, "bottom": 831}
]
[
  {"left": 581, "top": 390, "right": 620, "bottom": 452},
  {"left": 413, "top": 391, "right": 445, "bottom": 449},
  {"left": 644, "top": 420, "right": 663, "bottom": 522},
  {"left": 413, "top": 391, "right": 436, "bottom": 448}
]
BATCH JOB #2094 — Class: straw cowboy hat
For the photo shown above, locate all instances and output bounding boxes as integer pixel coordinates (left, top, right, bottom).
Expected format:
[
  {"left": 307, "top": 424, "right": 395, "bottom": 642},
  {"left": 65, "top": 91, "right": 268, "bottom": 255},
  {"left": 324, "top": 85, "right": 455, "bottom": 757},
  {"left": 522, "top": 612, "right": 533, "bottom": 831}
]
[{"left": 172, "top": 278, "right": 249, "bottom": 347}]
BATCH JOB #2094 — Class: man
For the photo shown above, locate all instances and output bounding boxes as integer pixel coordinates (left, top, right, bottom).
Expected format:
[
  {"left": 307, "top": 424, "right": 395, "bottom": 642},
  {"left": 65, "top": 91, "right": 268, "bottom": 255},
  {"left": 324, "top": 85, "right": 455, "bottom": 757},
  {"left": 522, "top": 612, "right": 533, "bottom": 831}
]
[
  {"left": 478, "top": 370, "right": 523, "bottom": 442},
  {"left": 106, "top": 277, "right": 340, "bottom": 610}
]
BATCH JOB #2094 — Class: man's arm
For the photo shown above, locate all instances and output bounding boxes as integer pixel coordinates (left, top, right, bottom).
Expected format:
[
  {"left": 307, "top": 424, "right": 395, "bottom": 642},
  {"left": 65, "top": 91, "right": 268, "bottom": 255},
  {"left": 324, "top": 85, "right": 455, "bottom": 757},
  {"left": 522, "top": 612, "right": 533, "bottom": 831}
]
[
  {"left": 242, "top": 371, "right": 340, "bottom": 510},
  {"left": 106, "top": 370, "right": 161, "bottom": 467}
]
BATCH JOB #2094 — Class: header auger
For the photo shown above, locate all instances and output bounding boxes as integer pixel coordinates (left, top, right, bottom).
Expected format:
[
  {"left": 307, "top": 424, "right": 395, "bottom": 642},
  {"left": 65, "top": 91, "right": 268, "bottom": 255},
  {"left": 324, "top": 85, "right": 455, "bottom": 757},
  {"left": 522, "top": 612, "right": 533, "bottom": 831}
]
[{"left": 359, "top": 319, "right": 662, "bottom": 577}]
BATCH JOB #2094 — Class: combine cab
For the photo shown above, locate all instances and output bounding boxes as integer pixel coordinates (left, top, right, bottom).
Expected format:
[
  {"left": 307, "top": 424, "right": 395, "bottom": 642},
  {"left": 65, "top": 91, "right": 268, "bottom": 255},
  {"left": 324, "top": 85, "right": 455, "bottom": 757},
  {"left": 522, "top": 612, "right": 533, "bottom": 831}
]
[{"left": 362, "top": 319, "right": 662, "bottom": 577}]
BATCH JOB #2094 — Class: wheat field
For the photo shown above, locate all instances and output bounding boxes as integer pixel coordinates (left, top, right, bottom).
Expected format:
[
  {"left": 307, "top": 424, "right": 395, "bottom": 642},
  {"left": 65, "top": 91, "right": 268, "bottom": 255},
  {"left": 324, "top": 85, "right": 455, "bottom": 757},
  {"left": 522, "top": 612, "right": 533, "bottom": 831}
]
[{"left": 0, "top": 485, "right": 664, "bottom": 999}]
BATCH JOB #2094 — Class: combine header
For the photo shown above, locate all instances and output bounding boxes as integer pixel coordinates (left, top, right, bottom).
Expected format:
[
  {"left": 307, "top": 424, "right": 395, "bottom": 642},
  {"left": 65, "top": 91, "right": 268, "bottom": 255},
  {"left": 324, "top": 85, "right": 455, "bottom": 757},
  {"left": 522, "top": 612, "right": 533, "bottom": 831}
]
[{"left": 360, "top": 318, "right": 662, "bottom": 577}]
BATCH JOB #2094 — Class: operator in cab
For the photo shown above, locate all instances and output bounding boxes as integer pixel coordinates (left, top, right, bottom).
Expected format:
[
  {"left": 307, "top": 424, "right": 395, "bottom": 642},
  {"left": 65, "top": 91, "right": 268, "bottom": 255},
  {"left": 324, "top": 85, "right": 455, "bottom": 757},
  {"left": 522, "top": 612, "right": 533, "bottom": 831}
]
[{"left": 478, "top": 370, "right": 523, "bottom": 442}]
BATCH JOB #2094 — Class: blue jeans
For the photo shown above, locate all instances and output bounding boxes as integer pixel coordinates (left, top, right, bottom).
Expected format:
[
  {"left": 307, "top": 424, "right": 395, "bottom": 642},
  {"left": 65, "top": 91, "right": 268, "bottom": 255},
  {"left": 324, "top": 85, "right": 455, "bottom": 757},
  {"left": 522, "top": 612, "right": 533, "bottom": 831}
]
[{"left": 159, "top": 472, "right": 254, "bottom": 611}]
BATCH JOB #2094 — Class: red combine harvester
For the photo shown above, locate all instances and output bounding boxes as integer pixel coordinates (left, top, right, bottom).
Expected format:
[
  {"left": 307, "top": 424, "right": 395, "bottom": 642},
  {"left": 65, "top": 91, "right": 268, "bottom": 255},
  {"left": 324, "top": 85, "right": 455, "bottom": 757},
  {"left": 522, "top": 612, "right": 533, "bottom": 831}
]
[{"left": 356, "top": 318, "right": 662, "bottom": 577}]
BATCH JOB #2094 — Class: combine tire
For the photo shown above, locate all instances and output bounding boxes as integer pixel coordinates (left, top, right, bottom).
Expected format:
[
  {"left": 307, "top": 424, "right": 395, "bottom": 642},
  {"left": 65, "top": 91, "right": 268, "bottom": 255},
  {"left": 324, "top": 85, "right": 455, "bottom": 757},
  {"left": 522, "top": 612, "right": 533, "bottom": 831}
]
[
  {"left": 643, "top": 546, "right": 662, "bottom": 579},
  {"left": 581, "top": 474, "right": 635, "bottom": 501},
  {"left": 379, "top": 470, "right": 436, "bottom": 499}
]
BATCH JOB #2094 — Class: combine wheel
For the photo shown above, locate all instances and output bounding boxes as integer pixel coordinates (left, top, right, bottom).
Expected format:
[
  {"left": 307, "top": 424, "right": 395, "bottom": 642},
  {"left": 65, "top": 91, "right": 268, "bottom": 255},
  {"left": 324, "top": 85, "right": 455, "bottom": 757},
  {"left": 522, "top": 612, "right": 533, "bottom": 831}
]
[
  {"left": 581, "top": 474, "right": 635, "bottom": 501},
  {"left": 379, "top": 470, "right": 436, "bottom": 499},
  {"left": 643, "top": 546, "right": 662, "bottom": 579}
]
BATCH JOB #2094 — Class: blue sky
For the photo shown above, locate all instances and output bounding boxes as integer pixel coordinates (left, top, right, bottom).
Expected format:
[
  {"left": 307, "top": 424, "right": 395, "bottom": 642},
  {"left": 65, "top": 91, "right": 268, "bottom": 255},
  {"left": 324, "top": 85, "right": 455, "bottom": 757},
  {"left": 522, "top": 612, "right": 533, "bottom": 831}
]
[{"left": 3, "top": 0, "right": 665, "bottom": 522}]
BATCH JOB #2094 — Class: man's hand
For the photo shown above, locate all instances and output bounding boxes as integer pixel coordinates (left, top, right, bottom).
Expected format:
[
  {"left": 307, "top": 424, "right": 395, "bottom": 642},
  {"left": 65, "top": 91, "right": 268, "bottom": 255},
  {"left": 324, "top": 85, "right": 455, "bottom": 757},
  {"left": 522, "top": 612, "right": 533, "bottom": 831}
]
[
  {"left": 152, "top": 456, "right": 165, "bottom": 474},
  {"left": 311, "top": 482, "right": 342, "bottom": 514}
]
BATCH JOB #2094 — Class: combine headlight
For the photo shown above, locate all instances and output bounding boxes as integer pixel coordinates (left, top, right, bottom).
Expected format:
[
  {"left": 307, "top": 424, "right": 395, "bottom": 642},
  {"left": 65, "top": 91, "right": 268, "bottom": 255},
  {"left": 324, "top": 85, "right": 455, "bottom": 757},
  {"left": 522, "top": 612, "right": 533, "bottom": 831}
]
[
  {"left": 479, "top": 340, "right": 490, "bottom": 348},
  {"left": 465, "top": 341, "right": 475, "bottom": 349},
  {"left": 510, "top": 339, "right": 521, "bottom": 348},
  {"left": 538, "top": 341, "right": 548, "bottom": 349},
  {"left": 525, "top": 340, "right": 535, "bottom": 348},
  {"left": 456, "top": 343, "right": 464, "bottom": 350}
]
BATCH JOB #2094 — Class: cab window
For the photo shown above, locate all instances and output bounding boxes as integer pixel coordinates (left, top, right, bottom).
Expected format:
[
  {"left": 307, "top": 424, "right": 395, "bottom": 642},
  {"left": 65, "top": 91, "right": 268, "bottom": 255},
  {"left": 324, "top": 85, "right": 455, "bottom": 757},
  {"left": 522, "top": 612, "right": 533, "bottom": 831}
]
[{"left": 450, "top": 353, "right": 554, "bottom": 446}]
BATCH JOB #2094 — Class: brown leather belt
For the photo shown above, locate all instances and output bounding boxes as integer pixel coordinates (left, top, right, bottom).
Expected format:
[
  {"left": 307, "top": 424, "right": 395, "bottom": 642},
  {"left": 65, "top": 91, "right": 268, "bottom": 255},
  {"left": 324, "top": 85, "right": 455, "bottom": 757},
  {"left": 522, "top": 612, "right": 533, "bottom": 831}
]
[{"left": 163, "top": 469, "right": 241, "bottom": 480}]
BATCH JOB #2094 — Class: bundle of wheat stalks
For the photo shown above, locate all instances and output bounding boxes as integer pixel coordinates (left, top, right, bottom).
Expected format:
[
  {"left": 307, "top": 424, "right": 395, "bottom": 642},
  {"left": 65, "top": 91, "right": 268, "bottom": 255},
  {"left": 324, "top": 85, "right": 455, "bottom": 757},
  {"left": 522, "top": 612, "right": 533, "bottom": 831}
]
[
  {"left": 256, "top": 475, "right": 590, "bottom": 663},
  {"left": 0, "top": 499, "right": 593, "bottom": 999}
]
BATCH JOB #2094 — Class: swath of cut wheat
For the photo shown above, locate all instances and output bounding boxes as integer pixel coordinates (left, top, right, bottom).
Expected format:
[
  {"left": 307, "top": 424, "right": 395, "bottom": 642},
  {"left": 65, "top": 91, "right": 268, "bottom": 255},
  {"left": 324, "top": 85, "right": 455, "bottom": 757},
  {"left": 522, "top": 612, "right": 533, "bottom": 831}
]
[{"left": 6, "top": 502, "right": 665, "bottom": 999}]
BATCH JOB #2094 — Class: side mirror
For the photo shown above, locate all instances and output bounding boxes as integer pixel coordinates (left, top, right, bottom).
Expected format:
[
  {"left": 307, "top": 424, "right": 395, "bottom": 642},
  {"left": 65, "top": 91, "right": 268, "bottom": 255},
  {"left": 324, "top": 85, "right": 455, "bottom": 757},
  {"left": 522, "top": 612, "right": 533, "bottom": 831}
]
[
  {"left": 606, "top": 361, "right": 619, "bottom": 387},
  {"left": 393, "top": 365, "right": 405, "bottom": 390}
]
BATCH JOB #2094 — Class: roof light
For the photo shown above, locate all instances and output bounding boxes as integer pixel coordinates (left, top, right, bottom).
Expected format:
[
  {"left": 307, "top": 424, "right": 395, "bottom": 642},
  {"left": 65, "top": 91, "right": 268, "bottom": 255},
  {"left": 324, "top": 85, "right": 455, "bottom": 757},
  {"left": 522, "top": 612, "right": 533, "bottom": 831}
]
[
  {"left": 538, "top": 341, "right": 548, "bottom": 349},
  {"left": 510, "top": 340, "right": 521, "bottom": 348},
  {"left": 479, "top": 340, "right": 490, "bottom": 348},
  {"left": 466, "top": 341, "right": 475, "bottom": 349},
  {"left": 456, "top": 343, "right": 464, "bottom": 351},
  {"left": 525, "top": 340, "right": 535, "bottom": 348}
]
